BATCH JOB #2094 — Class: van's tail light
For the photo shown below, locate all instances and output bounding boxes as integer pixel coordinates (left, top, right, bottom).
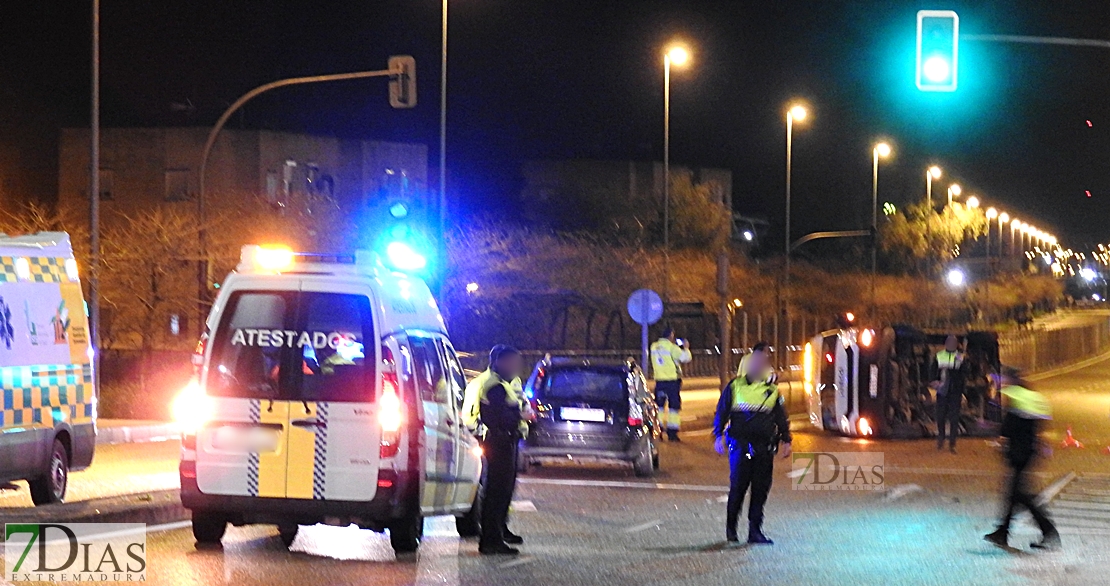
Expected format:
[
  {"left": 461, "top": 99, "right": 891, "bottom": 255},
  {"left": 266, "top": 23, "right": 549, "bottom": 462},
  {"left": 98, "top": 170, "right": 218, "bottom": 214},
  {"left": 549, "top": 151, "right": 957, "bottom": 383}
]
[
  {"left": 173, "top": 379, "right": 213, "bottom": 433},
  {"left": 191, "top": 334, "right": 208, "bottom": 375},
  {"left": 628, "top": 399, "right": 644, "bottom": 427},
  {"left": 379, "top": 373, "right": 403, "bottom": 458}
]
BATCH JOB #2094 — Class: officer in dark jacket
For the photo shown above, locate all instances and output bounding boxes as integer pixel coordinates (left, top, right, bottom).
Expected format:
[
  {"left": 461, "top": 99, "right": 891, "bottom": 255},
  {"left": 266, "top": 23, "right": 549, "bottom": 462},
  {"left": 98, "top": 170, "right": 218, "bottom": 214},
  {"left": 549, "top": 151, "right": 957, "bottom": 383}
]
[
  {"left": 930, "top": 335, "right": 967, "bottom": 453},
  {"left": 984, "top": 367, "right": 1059, "bottom": 550},
  {"left": 713, "top": 342, "right": 792, "bottom": 544},
  {"left": 477, "top": 345, "right": 525, "bottom": 555}
]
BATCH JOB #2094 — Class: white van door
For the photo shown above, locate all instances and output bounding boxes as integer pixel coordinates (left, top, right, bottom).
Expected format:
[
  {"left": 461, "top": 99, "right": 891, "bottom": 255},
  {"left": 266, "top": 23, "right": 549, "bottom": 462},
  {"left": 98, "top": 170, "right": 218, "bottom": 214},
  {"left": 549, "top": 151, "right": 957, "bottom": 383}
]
[
  {"left": 439, "top": 339, "right": 482, "bottom": 508},
  {"left": 403, "top": 334, "right": 460, "bottom": 514},
  {"left": 293, "top": 282, "right": 381, "bottom": 502}
]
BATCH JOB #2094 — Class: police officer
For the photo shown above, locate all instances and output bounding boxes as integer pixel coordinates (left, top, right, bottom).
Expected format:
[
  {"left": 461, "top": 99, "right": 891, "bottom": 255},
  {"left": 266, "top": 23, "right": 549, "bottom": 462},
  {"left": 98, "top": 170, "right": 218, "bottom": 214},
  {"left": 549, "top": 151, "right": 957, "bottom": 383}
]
[
  {"left": 650, "top": 327, "right": 692, "bottom": 441},
  {"left": 462, "top": 346, "right": 531, "bottom": 546},
  {"left": 931, "top": 335, "right": 967, "bottom": 453},
  {"left": 984, "top": 366, "right": 1059, "bottom": 550},
  {"left": 713, "top": 342, "right": 792, "bottom": 544},
  {"left": 477, "top": 345, "right": 526, "bottom": 555}
]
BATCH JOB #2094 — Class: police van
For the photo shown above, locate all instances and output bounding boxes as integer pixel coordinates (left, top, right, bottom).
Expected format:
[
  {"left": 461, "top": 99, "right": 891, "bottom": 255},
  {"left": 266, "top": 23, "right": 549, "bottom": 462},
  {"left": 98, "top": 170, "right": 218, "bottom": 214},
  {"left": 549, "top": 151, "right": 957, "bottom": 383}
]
[
  {"left": 178, "top": 245, "right": 482, "bottom": 553},
  {"left": 0, "top": 232, "right": 96, "bottom": 505}
]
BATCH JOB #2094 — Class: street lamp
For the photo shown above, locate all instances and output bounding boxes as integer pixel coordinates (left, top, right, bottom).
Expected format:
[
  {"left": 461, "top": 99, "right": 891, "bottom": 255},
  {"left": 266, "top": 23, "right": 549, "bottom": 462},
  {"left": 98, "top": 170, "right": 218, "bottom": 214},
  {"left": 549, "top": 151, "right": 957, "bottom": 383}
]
[
  {"left": 783, "top": 102, "right": 807, "bottom": 370},
  {"left": 1009, "top": 218, "right": 1020, "bottom": 256},
  {"left": 966, "top": 196, "right": 979, "bottom": 209},
  {"left": 662, "top": 43, "right": 690, "bottom": 299},
  {"left": 947, "top": 183, "right": 961, "bottom": 207},
  {"left": 926, "top": 166, "right": 942, "bottom": 209},
  {"left": 871, "top": 142, "right": 891, "bottom": 318},
  {"left": 946, "top": 268, "right": 966, "bottom": 288}
]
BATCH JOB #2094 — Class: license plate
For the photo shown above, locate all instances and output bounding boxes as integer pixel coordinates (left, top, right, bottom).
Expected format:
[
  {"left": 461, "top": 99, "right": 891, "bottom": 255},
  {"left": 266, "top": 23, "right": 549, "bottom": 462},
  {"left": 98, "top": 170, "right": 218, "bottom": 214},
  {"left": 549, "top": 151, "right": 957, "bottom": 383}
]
[
  {"left": 560, "top": 407, "right": 606, "bottom": 422},
  {"left": 211, "top": 426, "right": 281, "bottom": 452}
]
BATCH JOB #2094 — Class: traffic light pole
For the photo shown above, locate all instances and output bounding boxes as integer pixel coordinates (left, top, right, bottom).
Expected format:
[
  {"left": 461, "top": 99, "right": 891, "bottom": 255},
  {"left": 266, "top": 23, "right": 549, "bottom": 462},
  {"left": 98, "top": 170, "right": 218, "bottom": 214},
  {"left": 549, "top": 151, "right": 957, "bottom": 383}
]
[{"left": 964, "top": 34, "right": 1110, "bottom": 51}]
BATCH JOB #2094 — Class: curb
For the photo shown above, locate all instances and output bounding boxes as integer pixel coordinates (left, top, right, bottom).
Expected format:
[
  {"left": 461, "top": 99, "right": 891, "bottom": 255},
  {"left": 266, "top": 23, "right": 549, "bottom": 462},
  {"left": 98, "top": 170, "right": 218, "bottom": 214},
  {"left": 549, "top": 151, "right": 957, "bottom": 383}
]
[
  {"left": 1026, "top": 350, "right": 1110, "bottom": 382},
  {"left": 96, "top": 422, "right": 180, "bottom": 446},
  {"left": 2, "top": 490, "right": 188, "bottom": 526}
]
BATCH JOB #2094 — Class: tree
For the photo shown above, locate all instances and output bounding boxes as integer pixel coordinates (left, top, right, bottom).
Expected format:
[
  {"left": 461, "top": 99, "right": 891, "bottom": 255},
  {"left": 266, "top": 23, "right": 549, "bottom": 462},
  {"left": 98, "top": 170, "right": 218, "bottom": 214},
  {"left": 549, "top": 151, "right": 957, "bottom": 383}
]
[
  {"left": 668, "top": 172, "right": 730, "bottom": 250},
  {"left": 880, "top": 201, "right": 988, "bottom": 275}
]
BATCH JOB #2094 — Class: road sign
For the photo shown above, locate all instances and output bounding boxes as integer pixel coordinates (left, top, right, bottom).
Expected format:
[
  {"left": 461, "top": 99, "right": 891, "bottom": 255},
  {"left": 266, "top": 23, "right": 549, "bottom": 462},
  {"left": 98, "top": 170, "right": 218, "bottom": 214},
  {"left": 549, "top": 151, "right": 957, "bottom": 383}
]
[
  {"left": 627, "top": 289, "right": 663, "bottom": 325},
  {"left": 628, "top": 289, "right": 663, "bottom": 378}
]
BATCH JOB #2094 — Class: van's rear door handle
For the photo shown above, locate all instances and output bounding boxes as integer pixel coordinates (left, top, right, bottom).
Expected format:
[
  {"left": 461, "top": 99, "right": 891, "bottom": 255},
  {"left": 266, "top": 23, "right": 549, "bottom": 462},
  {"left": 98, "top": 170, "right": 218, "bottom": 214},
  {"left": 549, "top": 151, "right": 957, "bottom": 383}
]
[{"left": 291, "top": 419, "right": 325, "bottom": 429}]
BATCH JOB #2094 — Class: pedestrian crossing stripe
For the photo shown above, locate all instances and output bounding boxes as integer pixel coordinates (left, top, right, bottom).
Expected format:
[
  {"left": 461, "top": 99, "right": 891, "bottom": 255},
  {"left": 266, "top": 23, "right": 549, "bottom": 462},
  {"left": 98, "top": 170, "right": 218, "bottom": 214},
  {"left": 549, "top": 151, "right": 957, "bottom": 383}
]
[
  {"left": 0, "top": 363, "right": 94, "bottom": 428},
  {"left": 0, "top": 257, "right": 66, "bottom": 283}
]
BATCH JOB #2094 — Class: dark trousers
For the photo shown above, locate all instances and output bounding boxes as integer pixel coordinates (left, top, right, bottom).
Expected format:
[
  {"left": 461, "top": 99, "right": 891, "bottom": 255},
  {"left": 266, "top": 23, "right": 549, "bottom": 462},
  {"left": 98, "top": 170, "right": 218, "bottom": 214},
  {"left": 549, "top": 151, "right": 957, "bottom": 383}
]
[
  {"left": 726, "top": 440, "right": 774, "bottom": 534},
  {"left": 997, "top": 456, "right": 1057, "bottom": 537},
  {"left": 480, "top": 433, "right": 519, "bottom": 547},
  {"left": 935, "top": 392, "right": 962, "bottom": 448}
]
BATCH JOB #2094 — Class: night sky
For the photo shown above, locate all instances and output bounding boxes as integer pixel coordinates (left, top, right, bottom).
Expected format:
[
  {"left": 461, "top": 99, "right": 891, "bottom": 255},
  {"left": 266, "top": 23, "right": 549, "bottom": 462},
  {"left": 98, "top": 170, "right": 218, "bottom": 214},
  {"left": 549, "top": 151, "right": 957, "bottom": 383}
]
[{"left": 3, "top": 1, "right": 1110, "bottom": 246}]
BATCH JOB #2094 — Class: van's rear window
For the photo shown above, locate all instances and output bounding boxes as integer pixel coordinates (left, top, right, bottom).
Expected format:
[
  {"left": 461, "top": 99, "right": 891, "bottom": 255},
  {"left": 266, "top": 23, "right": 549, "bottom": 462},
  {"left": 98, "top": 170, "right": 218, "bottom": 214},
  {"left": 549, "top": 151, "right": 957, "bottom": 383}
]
[
  {"left": 206, "top": 290, "right": 376, "bottom": 402},
  {"left": 542, "top": 369, "right": 627, "bottom": 402}
]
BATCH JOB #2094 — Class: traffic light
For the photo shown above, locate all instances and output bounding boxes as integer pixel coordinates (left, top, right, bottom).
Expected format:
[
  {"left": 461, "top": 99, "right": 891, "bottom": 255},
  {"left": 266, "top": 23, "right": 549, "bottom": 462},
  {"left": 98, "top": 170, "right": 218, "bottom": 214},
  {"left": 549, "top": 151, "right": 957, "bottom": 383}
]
[
  {"left": 374, "top": 169, "right": 430, "bottom": 273},
  {"left": 916, "top": 10, "right": 959, "bottom": 92},
  {"left": 388, "top": 55, "right": 417, "bottom": 109}
]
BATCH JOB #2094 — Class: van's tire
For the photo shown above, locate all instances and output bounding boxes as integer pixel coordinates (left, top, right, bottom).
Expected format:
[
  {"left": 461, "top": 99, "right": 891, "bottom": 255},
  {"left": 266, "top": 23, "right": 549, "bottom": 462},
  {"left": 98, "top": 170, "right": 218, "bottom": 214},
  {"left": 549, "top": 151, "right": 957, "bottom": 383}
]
[
  {"left": 651, "top": 441, "right": 660, "bottom": 470},
  {"left": 456, "top": 488, "right": 482, "bottom": 537},
  {"left": 389, "top": 514, "right": 423, "bottom": 554},
  {"left": 633, "top": 443, "right": 655, "bottom": 478},
  {"left": 29, "top": 439, "right": 69, "bottom": 506},
  {"left": 191, "top": 512, "right": 227, "bottom": 546},
  {"left": 278, "top": 523, "right": 299, "bottom": 548}
]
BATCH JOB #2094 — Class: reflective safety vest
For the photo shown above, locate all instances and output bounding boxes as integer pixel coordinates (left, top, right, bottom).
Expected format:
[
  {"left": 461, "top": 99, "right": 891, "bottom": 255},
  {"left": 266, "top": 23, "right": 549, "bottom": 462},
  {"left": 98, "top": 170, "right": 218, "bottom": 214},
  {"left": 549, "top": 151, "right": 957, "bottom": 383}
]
[
  {"left": 936, "top": 350, "right": 964, "bottom": 371},
  {"left": 1001, "top": 385, "right": 1052, "bottom": 420},
  {"left": 463, "top": 369, "right": 527, "bottom": 435},
  {"left": 650, "top": 338, "right": 692, "bottom": 381},
  {"left": 729, "top": 376, "right": 781, "bottom": 413}
]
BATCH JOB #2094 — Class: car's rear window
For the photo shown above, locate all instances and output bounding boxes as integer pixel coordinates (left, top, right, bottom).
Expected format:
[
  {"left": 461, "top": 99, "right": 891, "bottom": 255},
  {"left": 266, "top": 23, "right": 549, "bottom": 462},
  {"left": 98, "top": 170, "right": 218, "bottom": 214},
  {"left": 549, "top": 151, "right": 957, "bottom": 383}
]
[
  {"left": 206, "top": 290, "right": 375, "bottom": 402},
  {"left": 542, "top": 369, "right": 627, "bottom": 402}
]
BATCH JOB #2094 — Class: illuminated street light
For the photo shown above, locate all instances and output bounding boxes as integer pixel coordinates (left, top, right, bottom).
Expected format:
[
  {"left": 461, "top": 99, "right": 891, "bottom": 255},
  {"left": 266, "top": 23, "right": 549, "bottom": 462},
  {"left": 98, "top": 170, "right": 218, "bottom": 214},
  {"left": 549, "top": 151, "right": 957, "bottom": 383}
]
[
  {"left": 946, "top": 268, "right": 966, "bottom": 287},
  {"left": 1080, "top": 267, "right": 1096, "bottom": 281},
  {"left": 667, "top": 46, "right": 689, "bottom": 66},
  {"left": 947, "top": 183, "right": 962, "bottom": 207},
  {"left": 926, "top": 166, "right": 942, "bottom": 209},
  {"left": 732, "top": 298, "right": 743, "bottom": 308},
  {"left": 871, "top": 141, "right": 892, "bottom": 317},
  {"left": 466, "top": 282, "right": 479, "bottom": 293},
  {"left": 986, "top": 207, "right": 997, "bottom": 219},
  {"left": 966, "top": 196, "right": 979, "bottom": 209},
  {"left": 784, "top": 102, "right": 808, "bottom": 370},
  {"left": 662, "top": 43, "right": 692, "bottom": 298},
  {"left": 742, "top": 230, "right": 754, "bottom": 241}
]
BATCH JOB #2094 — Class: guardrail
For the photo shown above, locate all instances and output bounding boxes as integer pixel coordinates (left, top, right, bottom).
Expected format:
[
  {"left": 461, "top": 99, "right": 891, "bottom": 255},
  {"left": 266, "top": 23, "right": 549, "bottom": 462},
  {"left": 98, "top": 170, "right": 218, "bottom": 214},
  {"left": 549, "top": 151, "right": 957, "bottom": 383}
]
[{"left": 999, "top": 317, "right": 1110, "bottom": 373}]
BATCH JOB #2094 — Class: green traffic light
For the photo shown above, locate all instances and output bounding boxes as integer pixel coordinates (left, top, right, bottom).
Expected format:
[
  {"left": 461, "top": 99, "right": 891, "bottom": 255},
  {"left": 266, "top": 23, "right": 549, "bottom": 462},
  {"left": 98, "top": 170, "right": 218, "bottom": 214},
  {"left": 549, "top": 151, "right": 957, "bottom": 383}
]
[
  {"left": 923, "top": 55, "right": 950, "bottom": 83},
  {"left": 916, "top": 10, "right": 959, "bottom": 92}
]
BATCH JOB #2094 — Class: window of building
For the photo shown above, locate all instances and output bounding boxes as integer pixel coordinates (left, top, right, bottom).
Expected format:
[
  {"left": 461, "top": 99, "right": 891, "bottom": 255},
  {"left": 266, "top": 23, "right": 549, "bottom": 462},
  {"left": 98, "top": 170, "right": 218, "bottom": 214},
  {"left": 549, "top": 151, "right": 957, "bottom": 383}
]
[{"left": 164, "top": 169, "right": 192, "bottom": 202}]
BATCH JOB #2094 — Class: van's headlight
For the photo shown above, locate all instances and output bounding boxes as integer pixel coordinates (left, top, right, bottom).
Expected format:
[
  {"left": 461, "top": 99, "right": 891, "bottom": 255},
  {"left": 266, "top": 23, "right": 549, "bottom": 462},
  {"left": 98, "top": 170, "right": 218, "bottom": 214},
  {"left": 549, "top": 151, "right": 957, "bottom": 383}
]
[{"left": 173, "top": 380, "right": 213, "bottom": 432}]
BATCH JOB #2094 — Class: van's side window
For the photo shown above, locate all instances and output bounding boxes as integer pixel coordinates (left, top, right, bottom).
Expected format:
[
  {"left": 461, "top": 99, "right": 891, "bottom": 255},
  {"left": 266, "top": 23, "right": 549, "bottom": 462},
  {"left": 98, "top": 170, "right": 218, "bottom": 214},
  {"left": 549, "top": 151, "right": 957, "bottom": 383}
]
[
  {"left": 438, "top": 340, "right": 468, "bottom": 407},
  {"left": 409, "top": 336, "right": 449, "bottom": 404},
  {"left": 207, "top": 292, "right": 291, "bottom": 398},
  {"left": 293, "top": 293, "right": 374, "bottom": 403}
]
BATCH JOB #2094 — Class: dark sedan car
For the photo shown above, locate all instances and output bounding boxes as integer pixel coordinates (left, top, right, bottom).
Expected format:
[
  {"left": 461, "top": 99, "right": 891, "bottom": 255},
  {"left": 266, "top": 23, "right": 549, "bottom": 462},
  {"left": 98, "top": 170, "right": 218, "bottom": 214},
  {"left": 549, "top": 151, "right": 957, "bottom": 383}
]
[{"left": 519, "top": 358, "right": 661, "bottom": 476}]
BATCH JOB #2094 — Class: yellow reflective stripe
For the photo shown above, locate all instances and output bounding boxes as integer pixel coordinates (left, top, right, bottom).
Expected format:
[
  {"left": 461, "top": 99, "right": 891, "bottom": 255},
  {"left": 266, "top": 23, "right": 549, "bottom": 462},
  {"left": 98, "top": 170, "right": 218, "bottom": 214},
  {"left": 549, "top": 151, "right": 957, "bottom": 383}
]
[
  {"left": 285, "top": 401, "right": 318, "bottom": 500},
  {"left": 256, "top": 401, "right": 289, "bottom": 498},
  {"left": 730, "top": 380, "right": 779, "bottom": 411}
]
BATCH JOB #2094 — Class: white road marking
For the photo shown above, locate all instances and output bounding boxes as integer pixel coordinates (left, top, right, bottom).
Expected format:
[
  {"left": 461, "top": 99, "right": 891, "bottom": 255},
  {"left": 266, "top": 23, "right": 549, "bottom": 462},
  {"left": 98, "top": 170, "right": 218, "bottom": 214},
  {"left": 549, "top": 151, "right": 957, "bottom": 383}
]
[
  {"left": 683, "top": 428, "right": 715, "bottom": 437},
  {"left": 499, "top": 556, "right": 535, "bottom": 569},
  {"left": 1035, "top": 471, "right": 1077, "bottom": 507},
  {"left": 72, "top": 520, "right": 192, "bottom": 543},
  {"left": 518, "top": 478, "right": 728, "bottom": 492},
  {"left": 511, "top": 500, "right": 537, "bottom": 512},
  {"left": 715, "top": 495, "right": 729, "bottom": 503},
  {"left": 882, "top": 484, "right": 924, "bottom": 501},
  {"left": 622, "top": 519, "right": 663, "bottom": 533}
]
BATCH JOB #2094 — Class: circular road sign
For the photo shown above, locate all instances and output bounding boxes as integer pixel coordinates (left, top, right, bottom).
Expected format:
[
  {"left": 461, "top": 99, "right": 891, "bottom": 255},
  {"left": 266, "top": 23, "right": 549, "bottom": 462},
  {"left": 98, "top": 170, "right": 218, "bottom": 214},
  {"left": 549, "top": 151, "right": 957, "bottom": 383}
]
[{"left": 627, "top": 289, "right": 664, "bottom": 325}]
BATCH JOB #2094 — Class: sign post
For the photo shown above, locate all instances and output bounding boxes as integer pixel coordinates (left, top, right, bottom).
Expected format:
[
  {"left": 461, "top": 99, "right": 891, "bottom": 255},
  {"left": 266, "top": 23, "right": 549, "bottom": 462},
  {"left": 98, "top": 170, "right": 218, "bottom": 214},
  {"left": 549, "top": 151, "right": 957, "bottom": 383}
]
[{"left": 627, "top": 289, "right": 664, "bottom": 378}]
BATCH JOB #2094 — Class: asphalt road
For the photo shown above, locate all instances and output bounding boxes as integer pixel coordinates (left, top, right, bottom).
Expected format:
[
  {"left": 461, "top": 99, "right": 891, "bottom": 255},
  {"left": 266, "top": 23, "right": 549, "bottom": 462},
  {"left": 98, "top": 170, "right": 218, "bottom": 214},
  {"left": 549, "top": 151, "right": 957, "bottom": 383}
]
[{"left": 5, "top": 351, "right": 1110, "bottom": 585}]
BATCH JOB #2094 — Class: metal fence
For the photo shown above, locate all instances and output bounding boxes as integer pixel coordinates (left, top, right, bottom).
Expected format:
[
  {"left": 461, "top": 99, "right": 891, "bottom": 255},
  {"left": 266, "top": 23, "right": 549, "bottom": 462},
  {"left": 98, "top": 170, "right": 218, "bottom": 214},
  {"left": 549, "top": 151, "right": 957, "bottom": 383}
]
[{"left": 998, "top": 317, "right": 1110, "bottom": 373}]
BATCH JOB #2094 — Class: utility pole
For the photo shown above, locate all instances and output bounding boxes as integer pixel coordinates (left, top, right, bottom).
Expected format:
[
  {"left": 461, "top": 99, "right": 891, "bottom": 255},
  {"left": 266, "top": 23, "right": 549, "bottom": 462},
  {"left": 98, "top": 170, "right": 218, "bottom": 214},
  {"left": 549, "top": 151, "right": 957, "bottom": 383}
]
[{"left": 89, "top": 0, "right": 100, "bottom": 391}]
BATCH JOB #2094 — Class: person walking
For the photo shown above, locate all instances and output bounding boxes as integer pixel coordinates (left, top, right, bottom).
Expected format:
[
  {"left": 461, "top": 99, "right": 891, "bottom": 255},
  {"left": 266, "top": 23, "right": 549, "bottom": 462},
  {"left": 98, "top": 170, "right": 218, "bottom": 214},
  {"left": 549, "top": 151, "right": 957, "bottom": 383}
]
[
  {"left": 931, "top": 335, "right": 967, "bottom": 453},
  {"left": 650, "top": 327, "right": 692, "bottom": 441},
  {"left": 713, "top": 343, "right": 792, "bottom": 544},
  {"left": 984, "top": 366, "right": 1060, "bottom": 551},
  {"left": 476, "top": 345, "right": 527, "bottom": 555}
]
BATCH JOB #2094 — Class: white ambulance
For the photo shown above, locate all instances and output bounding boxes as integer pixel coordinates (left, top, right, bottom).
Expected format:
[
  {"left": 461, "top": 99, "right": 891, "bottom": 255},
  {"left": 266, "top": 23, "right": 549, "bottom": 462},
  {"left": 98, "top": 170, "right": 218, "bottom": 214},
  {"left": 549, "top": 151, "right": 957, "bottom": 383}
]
[
  {"left": 0, "top": 232, "right": 96, "bottom": 505},
  {"left": 178, "top": 245, "right": 483, "bottom": 553}
]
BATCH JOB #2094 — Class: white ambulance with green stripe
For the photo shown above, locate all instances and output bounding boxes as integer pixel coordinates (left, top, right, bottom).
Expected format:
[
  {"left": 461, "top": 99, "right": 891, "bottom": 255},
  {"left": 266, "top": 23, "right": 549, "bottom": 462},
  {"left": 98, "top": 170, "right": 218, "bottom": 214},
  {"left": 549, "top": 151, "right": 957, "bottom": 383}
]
[
  {"left": 178, "top": 245, "right": 482, "bottom": 553},
  {"left": 0, "top": 232, "right": 96, "bottom": 505}
]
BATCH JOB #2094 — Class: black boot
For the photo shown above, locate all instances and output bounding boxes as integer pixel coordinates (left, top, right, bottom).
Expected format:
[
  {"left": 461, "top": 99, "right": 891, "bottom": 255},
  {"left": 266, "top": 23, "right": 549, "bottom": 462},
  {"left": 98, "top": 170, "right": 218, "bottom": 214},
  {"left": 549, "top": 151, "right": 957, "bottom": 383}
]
[
  {"left": 983, "top": 528, "right": 1008, "bottom": 548},
  {"left": 748, "top": 523, "right": 773, "bottom": 545},
  {"left": 726, "top": 529, "right": 739, "bottom": 543},
  {"left": 667, "top": 430, "right": 680, "bottom": 442},
  {"left": 503, "top": 528, "right": 524, "bottom": 545},
  {"left": 1030, "top": 531, "right": 1061, "bottom": 551}
]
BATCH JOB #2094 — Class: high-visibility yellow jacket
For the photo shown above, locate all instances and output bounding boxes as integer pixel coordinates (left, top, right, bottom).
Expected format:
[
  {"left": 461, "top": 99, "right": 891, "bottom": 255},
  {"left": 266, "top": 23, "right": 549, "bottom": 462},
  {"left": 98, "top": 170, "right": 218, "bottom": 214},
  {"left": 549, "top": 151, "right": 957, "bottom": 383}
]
[
  {"left": 650, "top": 338, "right": 692, "bottom": 381},
  {"left": 463, "top": 369, "right": 527, "bottom": 436}
]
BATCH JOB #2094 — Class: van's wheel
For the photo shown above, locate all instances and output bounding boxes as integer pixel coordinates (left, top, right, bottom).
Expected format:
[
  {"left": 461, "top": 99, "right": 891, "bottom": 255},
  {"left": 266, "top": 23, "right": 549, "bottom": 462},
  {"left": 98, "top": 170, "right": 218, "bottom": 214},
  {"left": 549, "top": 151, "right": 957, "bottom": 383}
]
[
  {"left": 456, "top": 487, "right": 482, "bottom": 537},
  {"left": 651, "top": 441, "right": 660, "bottom": 470},
  {"left": 191, "top": 512, "right": 227, "bottom": 547},
  {"left": 29, "top": 439, "right": 69, "bottom": 506},
  {"left": 633, "top": 443, "right": 655, "bottom": 478},
  {"left": 278, "top": 523, "right": 299, "bottom": 548},
  {"left": 389, "top": 514, "right": 423, "bottom": 554}
]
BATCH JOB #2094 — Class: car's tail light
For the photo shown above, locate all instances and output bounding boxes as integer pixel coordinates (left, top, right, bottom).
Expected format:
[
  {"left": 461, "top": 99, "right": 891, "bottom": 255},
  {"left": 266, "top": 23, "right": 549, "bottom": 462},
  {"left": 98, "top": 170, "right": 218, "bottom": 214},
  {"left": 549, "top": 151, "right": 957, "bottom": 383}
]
[
  {"left": 858, "top": 417, "right": 874, "bottom": 437},
  {"left": 379, "top": 369, "right": 403, "bottom": 458},
  {"left": 628, "top": 400, "right": 644, "bottom": 427}
]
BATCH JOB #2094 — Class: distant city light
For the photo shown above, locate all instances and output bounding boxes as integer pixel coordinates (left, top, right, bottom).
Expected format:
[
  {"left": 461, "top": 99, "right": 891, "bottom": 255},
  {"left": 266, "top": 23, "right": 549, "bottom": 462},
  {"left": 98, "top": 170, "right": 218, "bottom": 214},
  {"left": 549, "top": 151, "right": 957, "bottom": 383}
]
[
  {"left": 742, "top": 230, "right": 754, "bottom": 241},
  {"left": 466, "top": 282, "right": 480, "bottom": 293},
  {"left": 946, "top": 268, "right": 965, "bottom": 287},
  {"left": 1080, "top": 268, "right": 1097, "bottom": 281}
]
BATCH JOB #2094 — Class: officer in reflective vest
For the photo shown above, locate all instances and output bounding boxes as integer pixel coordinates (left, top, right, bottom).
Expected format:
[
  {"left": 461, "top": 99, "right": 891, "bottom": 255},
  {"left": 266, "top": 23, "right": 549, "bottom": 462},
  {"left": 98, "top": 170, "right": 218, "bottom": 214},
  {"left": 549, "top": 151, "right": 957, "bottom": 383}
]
[
  {"left": 462, "top": 350, "right": 531, "bottom": 439},
  {"left": 650, "top": 327, "right": 692, "bottom": 442},
  {"left": 477, "top": 345, "right": 527, "bottom": 555},
  {"left": 930, "top": 335, "right": 967, "bottom": 453},
  {"left": 713, "top": 342, "right": 792, "bottom": 544},
  {"left": 984, "top": 366, "right": 1059, "bottom": 551}
]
